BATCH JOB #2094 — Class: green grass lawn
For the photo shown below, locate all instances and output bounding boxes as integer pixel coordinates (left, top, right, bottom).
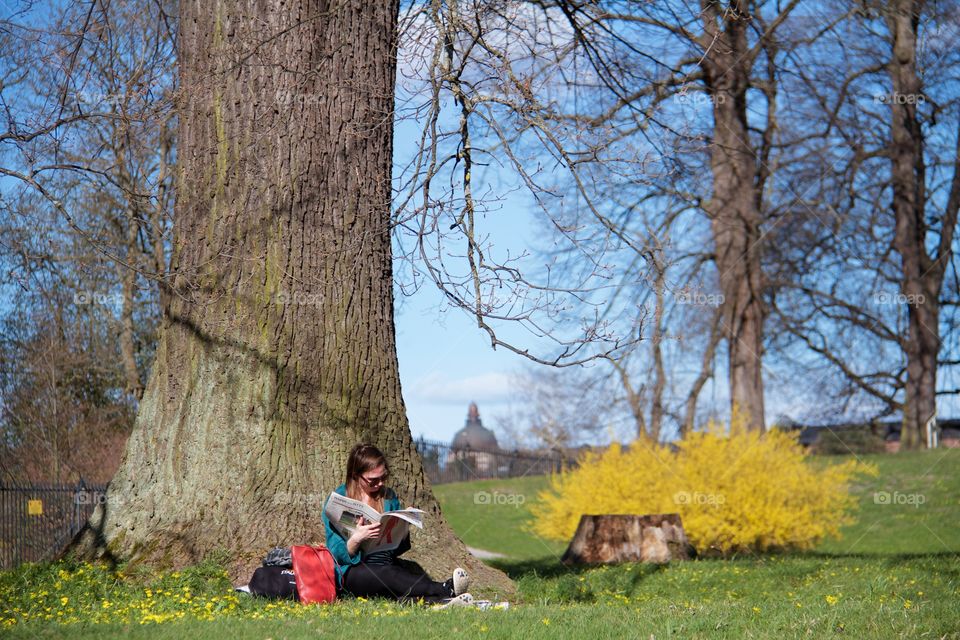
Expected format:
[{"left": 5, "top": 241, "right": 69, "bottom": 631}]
[
  {"left": 810, "top": 450, "right": 959, "bottom": 555},
  {"left": 432, "top": 475, "right": 567, "bottom": 560},
  {"left": 3, "top": 448, "right": 959, "bottom": 638}
]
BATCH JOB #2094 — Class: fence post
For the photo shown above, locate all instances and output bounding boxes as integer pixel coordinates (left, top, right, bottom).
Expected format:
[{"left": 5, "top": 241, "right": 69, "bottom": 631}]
[{"left": 74, "top": 478, "right": 84, "bottom": 536}]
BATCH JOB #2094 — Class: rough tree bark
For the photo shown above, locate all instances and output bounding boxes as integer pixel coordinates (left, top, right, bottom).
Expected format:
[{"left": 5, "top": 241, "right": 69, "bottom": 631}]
[
  {"left": 886, "top": 0, "right": 959, "bottom": 449},
  {"left": 698, "top": 0, "right": 767, "bottom": 431},
  {"left": 71, "top": 0, "right": 513, "bottom": 595}
]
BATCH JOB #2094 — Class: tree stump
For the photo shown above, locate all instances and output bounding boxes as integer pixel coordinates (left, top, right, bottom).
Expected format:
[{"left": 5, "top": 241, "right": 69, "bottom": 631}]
[{"left": 561, "top": 514, "right": 696, "bottom": 565}]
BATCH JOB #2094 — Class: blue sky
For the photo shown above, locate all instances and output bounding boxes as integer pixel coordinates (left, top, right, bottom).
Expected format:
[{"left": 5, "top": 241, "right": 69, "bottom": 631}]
[
  {"left": 390, "top": 156, "right": 541, "bottom": 444},
  {"left": 395, "top": 282, "right": 524, "bottom": 444},
  {"left": 387, "top": 50, "right": 570, "bottom": 446}
]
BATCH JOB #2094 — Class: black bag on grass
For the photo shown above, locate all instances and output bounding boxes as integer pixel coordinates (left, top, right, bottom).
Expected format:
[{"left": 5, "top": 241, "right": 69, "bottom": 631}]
[
  {"left": 249, "top": 566, "right": 298, "bottom": 600},
  {"left": 262, "top": 547, "right": 293, "bottom": 567}
]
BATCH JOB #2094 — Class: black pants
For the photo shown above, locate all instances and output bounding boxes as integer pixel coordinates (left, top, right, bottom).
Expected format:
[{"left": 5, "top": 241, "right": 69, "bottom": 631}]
[{"left": 342, "top": 562, "right": 453, "bottom": 603}]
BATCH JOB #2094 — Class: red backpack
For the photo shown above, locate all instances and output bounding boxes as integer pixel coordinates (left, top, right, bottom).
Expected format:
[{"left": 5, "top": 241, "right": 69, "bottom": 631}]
[{"left": 290, "top": 544, "right": 338, "bottom": 604}]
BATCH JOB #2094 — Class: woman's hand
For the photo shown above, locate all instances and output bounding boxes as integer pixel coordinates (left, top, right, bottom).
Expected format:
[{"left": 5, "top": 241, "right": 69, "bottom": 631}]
[
  {"left": 347, "top": 516, "right": 380, "bottom": 555},
  {"left": 352, "top": 516, "right": 381, "bottom": 541}
]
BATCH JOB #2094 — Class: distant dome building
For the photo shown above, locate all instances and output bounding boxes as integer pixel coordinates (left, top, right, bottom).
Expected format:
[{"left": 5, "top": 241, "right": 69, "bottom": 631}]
[
  {"left": 451, "top": 402, "right": 499, "bottom": 450},
  {"left": 448, "top": 402, "right": 499, "bottom": 476}
]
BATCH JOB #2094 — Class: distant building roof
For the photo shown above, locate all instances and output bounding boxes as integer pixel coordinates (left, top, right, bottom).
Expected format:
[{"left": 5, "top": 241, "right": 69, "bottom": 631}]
[
  {"left": 883, "top": 418, "right": 960, "bottom": 441},
  {"left": 783, "top": 419, "right": 959, "bottom": 443},
  {"left": 883, "top": 423, "right": 900, "bottom": 442},
  {"left": 451, "top": 402, "right": 499, "bottom": 451},
  {"left": 779, "top": 420, "right": 898, "bottom": 445},
  {"left": 932, "top": 418, "right": 960, "bottom": 439},
  {"left": 798, "top": 426, "right": 823, "bottom": 446}
]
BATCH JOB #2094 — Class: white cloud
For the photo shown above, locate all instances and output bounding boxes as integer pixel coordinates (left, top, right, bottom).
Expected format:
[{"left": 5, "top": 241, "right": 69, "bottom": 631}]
[{"left": 406, "top": 371, "right": 513, "bottom": 405}]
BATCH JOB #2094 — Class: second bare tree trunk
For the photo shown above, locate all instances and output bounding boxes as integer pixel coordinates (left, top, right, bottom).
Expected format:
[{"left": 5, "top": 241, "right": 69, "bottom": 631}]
[
  {"left": 886, "top": 0, "right": 958, "bottom": 449},
  {"left": 699, "top": 0, "right": 766, "bottom": 431}
]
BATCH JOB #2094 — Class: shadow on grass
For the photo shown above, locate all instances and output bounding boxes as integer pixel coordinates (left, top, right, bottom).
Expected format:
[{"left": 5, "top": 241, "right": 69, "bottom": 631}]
[
  {"left": 799, "top": 550, "right": 960, "bottom": 578},
  {"left": 489, "top": 556, "right": 669, "bottom": 581},
  {"left": 490, "top": 549, "right": 960, "bottom": 582},
  {"left": 798, "top": 550, "right": 959, "bottom": 560},
  {"left": 487, "top": 557, "right": 670, "bottom": 603},
  {"left": 481, "top": 550, "right": 960, "bottom": 605}
]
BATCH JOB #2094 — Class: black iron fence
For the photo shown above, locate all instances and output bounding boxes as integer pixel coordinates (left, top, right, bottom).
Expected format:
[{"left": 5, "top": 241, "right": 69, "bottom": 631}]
[
  {"left": 0, "top": 480, "right": 106, "bottom": 570},
  {"left": 0, "top": 444, "right": 576, "bottom": 569},
  {"left": 414, "top": 438, "right": 580, "bottom": 484}
]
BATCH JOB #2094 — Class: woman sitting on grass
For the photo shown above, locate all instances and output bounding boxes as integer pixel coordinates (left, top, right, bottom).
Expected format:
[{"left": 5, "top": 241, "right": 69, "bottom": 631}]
[{"left": 323, "top": 443, "right": 472, "bottom": 606}]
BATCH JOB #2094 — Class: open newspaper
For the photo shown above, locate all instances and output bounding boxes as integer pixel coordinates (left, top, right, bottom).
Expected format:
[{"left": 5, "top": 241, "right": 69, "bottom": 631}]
[{"left": 324, "top": 492, "right": 425, "bottom": 554}]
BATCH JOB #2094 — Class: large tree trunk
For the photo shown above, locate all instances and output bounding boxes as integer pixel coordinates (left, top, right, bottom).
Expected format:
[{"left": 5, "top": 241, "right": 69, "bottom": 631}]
[
  {"left": 901, "top": 304, "right": 939, "bottom": 449},
  {"left": 886, "top": 0, "right": 957, "bottom": 450},
  {"left": 71, "top": 0, "right": 513, "bottom": 595},
  {"left": 699, "top": 0, "right": 766, "bottom": 431}
]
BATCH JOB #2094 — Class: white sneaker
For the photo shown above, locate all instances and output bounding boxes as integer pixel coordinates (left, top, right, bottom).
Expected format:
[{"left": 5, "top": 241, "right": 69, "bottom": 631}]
[
  {"left": 452, "top": 567, "right": 470, "bottom": 596},
  {"left": 433, "top": 593, "right": 474, "bottom": 609}
]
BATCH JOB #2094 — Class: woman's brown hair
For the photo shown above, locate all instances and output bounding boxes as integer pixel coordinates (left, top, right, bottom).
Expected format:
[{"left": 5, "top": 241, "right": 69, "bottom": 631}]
[{"left": 345, "top": 443, "right": 389, "bottom": 512}]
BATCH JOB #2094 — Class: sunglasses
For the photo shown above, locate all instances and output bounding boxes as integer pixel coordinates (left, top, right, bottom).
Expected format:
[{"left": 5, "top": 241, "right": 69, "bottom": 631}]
[{"left": 360, "top": 473, "right": 388, "bottom": 485}]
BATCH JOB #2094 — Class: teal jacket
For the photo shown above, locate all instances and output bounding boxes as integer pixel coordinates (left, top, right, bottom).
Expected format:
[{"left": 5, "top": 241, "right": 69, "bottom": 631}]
[{"left": 322, "top": 484, "right": 408, "bottom": 588}]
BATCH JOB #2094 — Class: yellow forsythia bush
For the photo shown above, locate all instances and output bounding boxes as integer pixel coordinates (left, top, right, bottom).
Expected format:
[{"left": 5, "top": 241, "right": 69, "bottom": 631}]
[{"left": 530, "top": 413, "right": 879, "bottom": 555}]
